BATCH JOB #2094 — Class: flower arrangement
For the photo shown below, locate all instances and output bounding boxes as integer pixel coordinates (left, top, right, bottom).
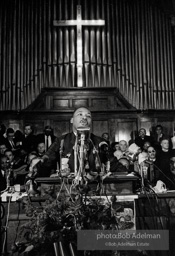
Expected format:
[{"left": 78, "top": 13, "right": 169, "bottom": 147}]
[{"left": 14, "top": 187, "right": 122, "bottom": 256}]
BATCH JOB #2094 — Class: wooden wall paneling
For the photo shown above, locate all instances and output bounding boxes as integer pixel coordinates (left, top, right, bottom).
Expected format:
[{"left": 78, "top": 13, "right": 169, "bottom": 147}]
[
  {"left": 24, "top": 120, "right": 45, "bottom": 135},
  {"left": 8, "top": 120, "right": 21, "bottom": 132},
  {"left": 156, "top": 121, "right": 174, "bottom": 137},
  {"left": 53, "top": 120, "right": 71, "bottom": 137},
  {"left": 139, "top": 120, "right": 153, "bottom": 136},
  {"left": 108, "top": 119, "right": 118, "bottom": 143},
  {"left": 92, "top": 120, "right": 108, "bottom": 138},
  {"left": 116, "top": 120, "right": 137, "bottom": 144}
]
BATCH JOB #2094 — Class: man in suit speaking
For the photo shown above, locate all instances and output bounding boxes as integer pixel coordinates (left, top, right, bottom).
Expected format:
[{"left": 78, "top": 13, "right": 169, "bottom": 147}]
[{"left": 36, "top": 107, "right": 126, "bottom": 177}]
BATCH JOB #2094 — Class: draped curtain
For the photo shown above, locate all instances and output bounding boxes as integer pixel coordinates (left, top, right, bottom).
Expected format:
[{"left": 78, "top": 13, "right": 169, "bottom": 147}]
[{"left": 0, "top": 0, "right": 175, "bottom": 110}]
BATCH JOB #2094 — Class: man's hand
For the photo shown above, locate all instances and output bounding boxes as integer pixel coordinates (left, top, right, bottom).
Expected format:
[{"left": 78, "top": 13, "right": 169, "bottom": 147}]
[{"left": 41, "top": 155, "right": 49, "bottom": 163}]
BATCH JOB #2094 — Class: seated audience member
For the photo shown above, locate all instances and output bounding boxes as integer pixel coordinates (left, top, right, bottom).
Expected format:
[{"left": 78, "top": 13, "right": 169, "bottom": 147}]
[
  {"left": 4, "top": 149, "right": 27, "bottom": 185},
  {"left": 4, "top": 128, "right": 17, "bottom": 152},
  {"left": 171, "top": 136, "right": 175, "bottom": 152},
  {"left": 156, "top": 138, "right": 174, "bottom": 189},
  {"left": 119, "top": 140, "right": 129, "bottom": 157},
  {"left": 114, "top": 140, "right": 129, "bottom": 160},
  {"left": 101, "top": 132, "right": 110, "bottom": 145},
  {"left": 135, "top": 128, "right": 153, "bottom": 149},
  {"left": 36, "top": 126, "right": 56, "bottom": 152},
  {"left": 147, "top": 146, "right": 158, "bottom": 163},
  {"left": 138, "top": 141, "right": 151, "bottom": 164},
  {"left": 165, "top": 151, "right": 175, "bottom": 189},
  {"left": 4, "top": 149, "right": 24, "bottom": 169},
  {"left": 0, "top": 123, "right": 6, "bottom": 143},
  {"left": 0, "top": 143, "right": 7, "bottom": 157},
  {"left": 170, "top": 152, "right": 175, "bottom": 178},
  {"left": 22, "top": 124, "right": 36, "bottom": 154},
  {"left": 14, "top": 130, "right": 24, "bottom": 152},
  {"left": 34, "top": 107, "right": 127, "bottom": 177},
  {"left": 111, "top": 142, "right": 120, "bottom": 153},
  {"left": 141, "top": 146, "right": 159, "bottom": 185},
  {"left": 111, "top": 142, "right": 121, "bottom": 159},
  {"left": 0, "top": 155, "right": 10, "bottom": 191},
  {"left": 36, "top": 141, "right": 46, "bottom": 157},
  {"left": 152, "top": 125, "right": 166, "bottom": 150}
]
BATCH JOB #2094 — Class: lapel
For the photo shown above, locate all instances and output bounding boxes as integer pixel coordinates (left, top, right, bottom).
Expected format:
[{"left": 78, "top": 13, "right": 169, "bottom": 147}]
[
  {"left": 63, "top": 133, "right": 75, "bottom": 156},
  {"left": 63, "top": 133, "right": 75, "bottom": 171}
]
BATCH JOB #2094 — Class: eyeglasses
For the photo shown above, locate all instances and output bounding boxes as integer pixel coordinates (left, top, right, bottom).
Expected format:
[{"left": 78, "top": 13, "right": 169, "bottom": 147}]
[{"left": 148, "top": 150, "right": 156, "bottom": 153}]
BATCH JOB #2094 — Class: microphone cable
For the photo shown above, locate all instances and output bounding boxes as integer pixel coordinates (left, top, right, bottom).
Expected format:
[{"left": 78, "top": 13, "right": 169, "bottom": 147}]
[
  {"left": 136, "top": 172, "right": 163, "bottom": 229},
  {"left": 145, "top": 182, "right": 167, "bottom": 230},
  {"left": 145, "top": 160, "right": 175, "bottom": 188},
  {"left": 1, "top": 203, "right": 5, "bottom": 220},
  {"left": 139, "top": 182, "right": 160, "bottom": 230}
]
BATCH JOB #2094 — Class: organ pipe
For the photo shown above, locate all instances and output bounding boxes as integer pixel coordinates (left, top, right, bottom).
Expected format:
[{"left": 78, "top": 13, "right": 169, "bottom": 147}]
[{"left": 0, "top": 0, "right": 174, "bottom": 111}]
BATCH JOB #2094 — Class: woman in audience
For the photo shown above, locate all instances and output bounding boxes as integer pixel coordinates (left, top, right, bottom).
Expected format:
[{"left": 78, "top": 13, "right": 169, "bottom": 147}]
[{"left": 111, "top": 142, "right": 120, "bottom": 152}]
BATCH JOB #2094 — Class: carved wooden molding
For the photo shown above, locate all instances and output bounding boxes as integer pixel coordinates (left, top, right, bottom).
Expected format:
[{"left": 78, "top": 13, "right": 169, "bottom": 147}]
[{"left": 23, "top": 87, "right": 136, "bottom": 113}]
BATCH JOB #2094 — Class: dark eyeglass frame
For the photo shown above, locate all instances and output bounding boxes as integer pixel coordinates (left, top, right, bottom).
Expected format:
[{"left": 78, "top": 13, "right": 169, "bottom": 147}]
[{"left": 148, "top": 150, "right": 156, "bottom": 153}]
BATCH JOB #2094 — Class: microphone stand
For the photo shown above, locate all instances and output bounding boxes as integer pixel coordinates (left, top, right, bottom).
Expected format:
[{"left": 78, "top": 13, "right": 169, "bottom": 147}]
[
  {"left": 74, "top": 128, "right": 90, "bottom": 183},
  {"left": 74, "top": 135, "right": 78, "bottom": 176},
  {"left": 59, "top": 139, "right": 64, "bottom": 175},
  {"left": 140, "top": 165, "right": 146, "bottom": 194},
  {"left": 79, "top": 133, "right": 85, "bottom": 179}
]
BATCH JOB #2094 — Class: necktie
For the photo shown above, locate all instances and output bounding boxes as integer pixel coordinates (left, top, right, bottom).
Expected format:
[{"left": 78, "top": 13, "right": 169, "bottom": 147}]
[
  {"left": 46, "top": 136, "right": 48, "bottom": 151},
  {"left": 10, "top": 140, "right": 15, "bottom": 149}
]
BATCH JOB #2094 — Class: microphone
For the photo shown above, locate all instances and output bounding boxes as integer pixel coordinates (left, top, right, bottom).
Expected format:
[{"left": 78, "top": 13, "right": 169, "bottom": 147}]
[
  {"left": 77, "top": 127, "right": 90, "bottom": 143},
  {"left": 75, "top": 127, "right": 90, "bottom": 178}
]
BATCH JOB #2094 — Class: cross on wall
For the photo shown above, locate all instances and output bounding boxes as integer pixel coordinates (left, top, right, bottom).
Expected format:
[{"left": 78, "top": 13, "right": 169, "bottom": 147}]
[{"left": 53, "top": 5, "right": 105, "bottom": 87}]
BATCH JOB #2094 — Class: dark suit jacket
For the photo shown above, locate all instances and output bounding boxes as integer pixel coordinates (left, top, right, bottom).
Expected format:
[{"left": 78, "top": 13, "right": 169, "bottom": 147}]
[
  {"left": 0, "top": 170, "right": 7, "bottom": 191},
  {"left": 44, "top": 132, "right": 103, "bottom": 172},
  {"left": 4, "top": 138, "right": 16, "bottom": 150},
  {"left": 22, "top": 134, "right": 36, "bottom": 153},
  {"left": 36, "top": 133, "right": 56, "bottom": 145},
  {"left": 37, "top": 132, "right": 126, "bottom": 176},
  {"left": 156, "top": 149, "right": 175, "bottom": 189},
  {"left": 0, "top": 135, "right": 6, "bottom": 145}
]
